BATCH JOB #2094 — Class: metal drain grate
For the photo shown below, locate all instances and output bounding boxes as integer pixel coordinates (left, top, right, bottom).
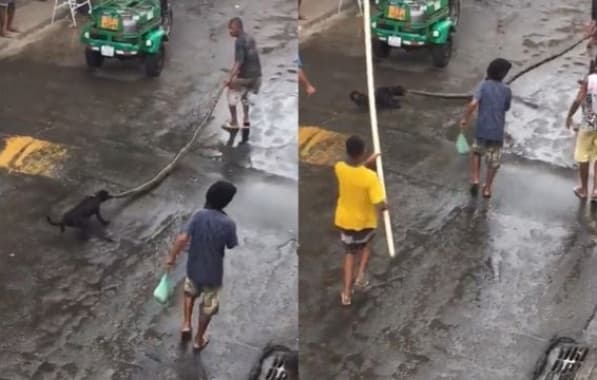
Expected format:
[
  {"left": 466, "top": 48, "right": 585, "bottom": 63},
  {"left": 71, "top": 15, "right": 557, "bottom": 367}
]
[
  {"left": 248, "top": 344, "right": 297, "bottom": 380},
  {"left": 264, "top": 354, "right": 289, "bottom": 380},
  {"left": 548, "top": 344, "right": 590, "bottom": 378}
]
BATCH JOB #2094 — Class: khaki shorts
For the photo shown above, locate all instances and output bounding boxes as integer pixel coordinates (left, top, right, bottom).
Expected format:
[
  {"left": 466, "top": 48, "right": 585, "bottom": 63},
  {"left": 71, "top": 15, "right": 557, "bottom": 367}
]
[
  {"left": 227, "top": 77, "right": 262, "bottom": 107},
  {"left": 575, "top": 129, "right": 597, "bottom": 163},
  {"left": 183, "top": 277, "right": 221, "bottom": 316},
  {"left": 472, "top": 139, "right": 503, "bottom": 169}
]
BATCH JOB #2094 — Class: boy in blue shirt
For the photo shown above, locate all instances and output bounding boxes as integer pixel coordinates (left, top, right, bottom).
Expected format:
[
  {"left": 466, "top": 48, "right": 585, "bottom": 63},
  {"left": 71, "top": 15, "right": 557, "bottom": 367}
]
[{"left": 460, "top": 58, "right": 512, "bottom": 198}]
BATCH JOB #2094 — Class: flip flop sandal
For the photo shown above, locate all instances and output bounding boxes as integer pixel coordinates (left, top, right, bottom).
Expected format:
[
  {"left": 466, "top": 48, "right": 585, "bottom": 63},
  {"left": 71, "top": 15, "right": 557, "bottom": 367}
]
[
  {"left": 469, "top": 183, "right": 479, "bottom": 197},
  {"left": 574, "top": 187, "right": 588, "bottom": 200},
  {"left": 181, "top": 328, "right": 192, "bottom": 342},
  {"left": 340, "top": 292, "right": 351, "bottom": 306},
  {"left": 192, "top": 337, "right": 210, "bottom": 353},
  {"left": 354, "top": 276, "right": 370, "bottom": 290}
]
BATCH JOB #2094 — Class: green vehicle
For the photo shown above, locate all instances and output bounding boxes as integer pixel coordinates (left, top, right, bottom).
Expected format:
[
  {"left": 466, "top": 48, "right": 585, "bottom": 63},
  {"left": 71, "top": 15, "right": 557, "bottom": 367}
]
[
  {"left": 80, "top": 0, "right": 173, "bottom": 77},
  {"left": 371, "top": 0, "right": 460, "bottom": 67}
]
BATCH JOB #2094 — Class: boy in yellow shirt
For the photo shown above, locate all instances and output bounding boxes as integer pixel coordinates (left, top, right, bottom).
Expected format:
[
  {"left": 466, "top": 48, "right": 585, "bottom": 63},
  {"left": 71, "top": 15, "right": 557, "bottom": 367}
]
[{"left": 334, "top": 135, "right": 387, "bottom": 306}]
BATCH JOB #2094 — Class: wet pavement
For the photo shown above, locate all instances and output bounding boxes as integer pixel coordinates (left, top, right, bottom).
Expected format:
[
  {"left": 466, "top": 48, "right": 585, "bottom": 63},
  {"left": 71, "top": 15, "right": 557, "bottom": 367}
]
[
  {"left": 299, "top": 1, "right": 597, "bottom": 379},
  {"left": 0, "top": 0, "right": 297, "bottom": 379}
]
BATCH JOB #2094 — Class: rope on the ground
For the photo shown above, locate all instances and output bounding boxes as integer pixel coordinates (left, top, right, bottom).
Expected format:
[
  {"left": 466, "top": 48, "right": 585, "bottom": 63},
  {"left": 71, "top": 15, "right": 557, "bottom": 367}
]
[
  {"left": 407, "top": 36, "right": 589, "bottom": 100},
  {"left": 111, "top": 84, "right": 226, "bottom": 199}
]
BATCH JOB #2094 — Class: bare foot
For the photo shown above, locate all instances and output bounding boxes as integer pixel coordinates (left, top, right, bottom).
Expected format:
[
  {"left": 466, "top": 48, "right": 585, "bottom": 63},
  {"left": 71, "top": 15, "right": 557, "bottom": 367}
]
[
  {"left": 7, "top": 27, "right": 19, "bottom": 33},
  {"left": 0, "top": 32, "right": 14, "bottom": 38}
]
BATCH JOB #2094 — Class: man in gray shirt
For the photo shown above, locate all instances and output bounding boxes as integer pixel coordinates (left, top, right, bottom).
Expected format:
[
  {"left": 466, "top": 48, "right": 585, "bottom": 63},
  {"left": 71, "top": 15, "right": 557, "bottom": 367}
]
[{"left": 223, "top": 17, "right": 262, "bottom": 144}]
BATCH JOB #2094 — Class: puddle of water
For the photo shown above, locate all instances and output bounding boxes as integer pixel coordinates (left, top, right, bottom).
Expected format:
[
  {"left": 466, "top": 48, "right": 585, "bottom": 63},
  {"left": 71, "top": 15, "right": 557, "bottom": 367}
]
[{"left": 506, "top": 43, "right": 588, "bottom": 168}]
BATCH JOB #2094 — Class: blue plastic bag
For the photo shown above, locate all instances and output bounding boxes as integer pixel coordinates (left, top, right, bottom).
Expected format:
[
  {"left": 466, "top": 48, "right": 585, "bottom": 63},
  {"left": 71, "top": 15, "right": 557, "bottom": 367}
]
[
  {"left": 456, "top": 132, "right": 470, "bottom": 154},
  {"left": 153, "top": 273, "right": 173, "bottom": 304}
]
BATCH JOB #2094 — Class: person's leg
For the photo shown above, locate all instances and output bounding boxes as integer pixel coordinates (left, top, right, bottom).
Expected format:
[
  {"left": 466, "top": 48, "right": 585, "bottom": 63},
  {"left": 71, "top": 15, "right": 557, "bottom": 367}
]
[
  {"left": 579, "top": 162, "right": 590, "bottom": 197},
  {"left": 194, "top": 287, "right": 219, "bottom": 349},
  {"left": 226, "top": 88, "right": 239, "bottom": 127},
  {"left": 182, "top": 294, "right": 195, "bottom": 331},
  {"left": 355, "top": 243, "right": 372, "bottom": 289},
  {"left": 342, "top": 251, "right": 355, "bottom": 304},
  {"left": 7, "top": 3, "right": 17, "bottom": 33},
  {"left": 0, "top": 7, "right": 8, "bottom": 37},
  {"left": 469, "top": 140, "right": 482, "bottom": 195},
  {"left": 240, "top": 88, "right": 251, "bottom": 143},
  {"left": 592, "top": 160, "right": 597, "bottom": 198},
  {"left": 181, "top": 278, "right": 197, "bottom": 340},
  {"left": 574, "top": 130, "right": 591, "bottom": 198},
  {"left": 482, "top": 144, "right": 501, "bottom": 197}
]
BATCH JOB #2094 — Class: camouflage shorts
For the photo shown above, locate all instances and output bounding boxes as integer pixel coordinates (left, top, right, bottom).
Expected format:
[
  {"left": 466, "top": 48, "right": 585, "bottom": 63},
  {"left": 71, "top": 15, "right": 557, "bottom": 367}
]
[
  {"left": 227, "top": 77, "right": 262, "bottom": 106},
  {"left": 472, "top": 139, "right": 503, "bottom": 169},
  {"left": 183, "top": 277, "right": 221, "bottom": 316}
]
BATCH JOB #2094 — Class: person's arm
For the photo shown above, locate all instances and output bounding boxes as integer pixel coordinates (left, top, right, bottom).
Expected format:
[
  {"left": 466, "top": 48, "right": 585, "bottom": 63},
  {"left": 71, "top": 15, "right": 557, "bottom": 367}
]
[
  {"left": 166, "top": 233, "right": 190, "bottom": 267},
  {"left": 226, "top": 39, "right": 245, "bottom": 85},
  {"left": 226, "top": 221, "right": 239, "bottom": 249},
  {"left": 460, "top": 83, "right": 482, "bottom": 129},
  {"left": 505, "top": 87, "right": 512, "bottom": 112},
  {"left": 566, "top": 81, "right": 587, "bottom": 129},
  {"left": 363, "top": 152, "right": 380, "bottom": 170},
  {"left": 299, "top": 68, "right": 316, "bottom": 95},
  {"left": 368, "top": 174, "right": 388, "bottom": 212}
]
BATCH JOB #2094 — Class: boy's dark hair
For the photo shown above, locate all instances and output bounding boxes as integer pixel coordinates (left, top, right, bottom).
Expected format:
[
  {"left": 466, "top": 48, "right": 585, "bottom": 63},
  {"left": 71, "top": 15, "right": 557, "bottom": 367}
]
[
  {"left": 205, "top": 180, "right": 237, "bottom": 211},
  {"left": 229, "top": 17, "right": 243, "bottom": 29},
  {"left": 486, "top": 58, "right": 512, "bottom": 82},
  {"left": 346, "top": 135, "right": 365, "bottom": 158}
]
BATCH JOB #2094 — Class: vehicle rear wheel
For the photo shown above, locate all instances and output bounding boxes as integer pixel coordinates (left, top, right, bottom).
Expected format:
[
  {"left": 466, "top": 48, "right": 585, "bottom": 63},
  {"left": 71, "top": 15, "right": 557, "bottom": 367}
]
[
  {"left": 372, "top": 38, "right": 390, "bottom": 58},
  {"left": 85, "top": 48, "right": 103, "bottom": 68},
  {"left": 430, "top": 36, "right": 452, "bottom": 68},
  {"left": 449, "top": 0, "right": 460, "bottom": 27},
  {"left": 144, "top": 45, "right": 165, "bottom": 77}
]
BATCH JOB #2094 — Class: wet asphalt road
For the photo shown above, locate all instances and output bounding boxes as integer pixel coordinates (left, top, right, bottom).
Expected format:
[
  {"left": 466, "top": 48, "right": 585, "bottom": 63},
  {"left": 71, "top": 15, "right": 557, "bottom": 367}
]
[
  {"left": 299, "top": 1, "right": 597, "bottom": 379},
  {"left": 0, "top": 0, "right": 297, "bottom": 379}
]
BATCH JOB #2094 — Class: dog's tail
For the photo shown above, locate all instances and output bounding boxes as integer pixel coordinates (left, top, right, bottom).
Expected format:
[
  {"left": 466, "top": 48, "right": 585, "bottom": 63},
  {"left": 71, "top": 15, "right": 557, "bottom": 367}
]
[{"left": 46, "top": 216, "right": 62, "bottom": 226}]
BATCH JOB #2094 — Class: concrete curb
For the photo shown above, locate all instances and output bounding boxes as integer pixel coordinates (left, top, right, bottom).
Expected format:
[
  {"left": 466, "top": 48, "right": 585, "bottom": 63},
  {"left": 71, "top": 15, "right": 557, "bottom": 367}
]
[{"left": 299, "top": 1, "right": 358, "bottom": 42}]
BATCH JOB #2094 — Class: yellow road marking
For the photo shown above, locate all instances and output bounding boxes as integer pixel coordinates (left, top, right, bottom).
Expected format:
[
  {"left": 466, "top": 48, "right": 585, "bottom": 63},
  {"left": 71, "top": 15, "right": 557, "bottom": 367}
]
[
  {"left": 0, "top": 136, "right": 68, "bottom": 177},
  {"left": 299, "top": 126, "right": 347, "bottom": 166}
]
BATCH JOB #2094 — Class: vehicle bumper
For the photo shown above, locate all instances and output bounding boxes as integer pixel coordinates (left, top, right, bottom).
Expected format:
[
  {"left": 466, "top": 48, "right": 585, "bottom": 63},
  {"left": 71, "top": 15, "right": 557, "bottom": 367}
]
[{"left": 371, "top": 17, "right": 453, "bottom": 46}]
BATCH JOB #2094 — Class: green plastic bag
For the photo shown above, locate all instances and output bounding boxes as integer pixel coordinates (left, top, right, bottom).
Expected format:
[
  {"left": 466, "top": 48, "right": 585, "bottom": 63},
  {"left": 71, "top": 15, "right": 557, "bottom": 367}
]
[
  {"left": 153, "top": 273, "right": 173, "bottom": 304},
  {"left": 456, "top": 132, "right": 470, "bottom": 154}
]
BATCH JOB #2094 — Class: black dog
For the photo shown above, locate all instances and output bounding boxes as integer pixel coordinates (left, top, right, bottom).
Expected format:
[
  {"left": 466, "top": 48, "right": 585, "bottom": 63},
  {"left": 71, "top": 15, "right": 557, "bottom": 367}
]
[
  {"left": 47, "top": 190, "right": 113, "bottom": 240},
  {"left": 350, "top": 85, "right": 406, "bottom": 109}
]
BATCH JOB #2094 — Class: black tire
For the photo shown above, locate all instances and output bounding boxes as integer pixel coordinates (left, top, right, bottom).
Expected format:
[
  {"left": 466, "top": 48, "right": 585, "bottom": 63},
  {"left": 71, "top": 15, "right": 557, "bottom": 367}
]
[
  {"left": 449, "top": 0, "right": 460, "bottom": 27},
  {"left": 431, "top": 36, "right": 452, "bottom": 68},
  {"left": 85, "top": 48, "right": 103, "bottom": 68},
  {"left": 162, "top": 7, "right": 173, "bottom": 41},
  {"left": 144, "top": 45, "right": 165, "bottom": 77},
  {"left": 373, "top": 38, "right": 390, "bottom": 58}
]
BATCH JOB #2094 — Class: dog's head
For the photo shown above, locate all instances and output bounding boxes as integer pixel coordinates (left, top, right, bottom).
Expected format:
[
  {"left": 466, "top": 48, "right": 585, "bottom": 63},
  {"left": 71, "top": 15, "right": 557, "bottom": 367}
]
[{"left": 95, "top": 190, "right": 112, "bottom": 201}]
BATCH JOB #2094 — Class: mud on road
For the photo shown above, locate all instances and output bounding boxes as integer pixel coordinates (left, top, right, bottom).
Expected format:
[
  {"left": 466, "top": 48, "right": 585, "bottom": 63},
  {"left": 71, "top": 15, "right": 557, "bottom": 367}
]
[
  {"left": 0, "top": 0, "right": 297, "bottom": 379},
  {"left": 299, "top": 0, "right": 597, "bottom": 379}
]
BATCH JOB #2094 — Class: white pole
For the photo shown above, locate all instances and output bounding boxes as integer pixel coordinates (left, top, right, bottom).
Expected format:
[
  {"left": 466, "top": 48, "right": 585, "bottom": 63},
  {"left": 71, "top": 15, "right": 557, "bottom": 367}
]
[{"left": 362, "top": 0, "right": 396, "bottom": 257}]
